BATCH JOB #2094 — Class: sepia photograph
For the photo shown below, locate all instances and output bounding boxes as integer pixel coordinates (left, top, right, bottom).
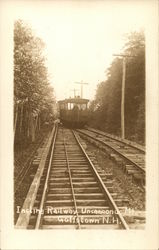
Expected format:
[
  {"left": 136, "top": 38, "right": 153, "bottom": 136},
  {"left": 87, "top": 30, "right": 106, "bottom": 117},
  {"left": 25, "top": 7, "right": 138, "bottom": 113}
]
[
  {"left": 14, "top": 1, "right": 146, "bottom": 230},
  {"left": 0, "top": 0, "right": 158, "bottom": 249}
]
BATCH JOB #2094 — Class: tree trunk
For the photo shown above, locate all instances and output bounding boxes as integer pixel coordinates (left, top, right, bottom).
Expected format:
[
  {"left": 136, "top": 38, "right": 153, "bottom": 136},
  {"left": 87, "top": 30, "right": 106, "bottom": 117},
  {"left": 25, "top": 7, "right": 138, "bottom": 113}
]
[
  {"left": 14, "top": 103, "right": 19, "bottom": 139},
  {"left": 19, "top": 102, "right": 23, "bottom": 134},
  {"left": 35, "top": 115, "right": 38, "bottom": 132},
  {"left": 38, "top": 116, "right": 41, "bottom": 131},
  {"left": 27, "top": 111, "right": 30, "bottom": 138},
  {"left": 30, "top": 113, "right": 35, "bottom": 142}
]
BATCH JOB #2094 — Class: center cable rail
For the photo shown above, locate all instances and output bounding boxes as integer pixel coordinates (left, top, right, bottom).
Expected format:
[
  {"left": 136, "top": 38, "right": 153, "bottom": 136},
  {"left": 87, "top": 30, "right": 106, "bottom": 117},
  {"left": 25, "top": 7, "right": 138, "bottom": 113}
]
[
  {"left": 34, "top": 125, "right": 81, "bottom": 229},
  {"left": 72, "top": 130, "right": 129, "bottom": 230},
  {"left": 62, "top": 129, "right": 81, "bottom": 229},
  {"left": 18, "top": 126, "right": 129, "bottom": 229}
]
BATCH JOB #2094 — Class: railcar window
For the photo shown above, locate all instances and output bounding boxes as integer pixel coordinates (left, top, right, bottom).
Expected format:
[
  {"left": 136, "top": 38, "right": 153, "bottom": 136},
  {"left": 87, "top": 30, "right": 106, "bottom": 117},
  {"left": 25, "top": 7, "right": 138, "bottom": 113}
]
[
  {"left": 80, "top": 104, "right": 87, "bottom": 110},
  {"left": 63, "top": 102, "right": 88, "bottom": 110},
  {"left": 67, "top": 103, "right": 74, "bottom": 110}
]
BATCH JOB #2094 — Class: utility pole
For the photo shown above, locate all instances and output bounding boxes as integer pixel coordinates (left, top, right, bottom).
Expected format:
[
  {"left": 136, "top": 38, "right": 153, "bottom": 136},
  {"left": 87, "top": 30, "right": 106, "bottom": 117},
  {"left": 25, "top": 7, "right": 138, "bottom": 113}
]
[
  {"left": 71, "top": 88, "right": 79, "bottom": 98},
  {"left": 113, "top": 54, "right": 135, "bottom": 139},
  {"left": 75, "top": 80, "right": 89, "bottom": 98}
]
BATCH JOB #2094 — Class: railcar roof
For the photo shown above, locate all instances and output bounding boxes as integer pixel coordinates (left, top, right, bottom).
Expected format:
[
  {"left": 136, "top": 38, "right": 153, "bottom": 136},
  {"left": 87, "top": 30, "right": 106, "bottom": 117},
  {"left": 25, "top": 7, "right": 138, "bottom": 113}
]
[{"left": 58, "top": 98, "right": 89, "bottom": 104}]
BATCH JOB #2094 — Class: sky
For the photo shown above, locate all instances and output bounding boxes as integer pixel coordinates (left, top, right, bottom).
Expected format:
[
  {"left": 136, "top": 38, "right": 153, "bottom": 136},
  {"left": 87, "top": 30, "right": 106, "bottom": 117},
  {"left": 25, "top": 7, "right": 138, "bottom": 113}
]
[{"left": 11, "top": 0, "right": 152, "bottom": 100}]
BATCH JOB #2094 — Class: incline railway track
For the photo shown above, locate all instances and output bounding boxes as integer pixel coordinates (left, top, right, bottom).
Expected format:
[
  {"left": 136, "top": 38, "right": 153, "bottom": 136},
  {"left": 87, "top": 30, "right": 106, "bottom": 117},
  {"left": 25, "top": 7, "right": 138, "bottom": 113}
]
[
  {"left": 16, "top": 124, "right": 129, "bottom": 229},
  {"left": 85, "top": 127, "right": 145, "bottom": 152},
  {"left": 76, "top": 128, "right": 145, "bottom": 185}
]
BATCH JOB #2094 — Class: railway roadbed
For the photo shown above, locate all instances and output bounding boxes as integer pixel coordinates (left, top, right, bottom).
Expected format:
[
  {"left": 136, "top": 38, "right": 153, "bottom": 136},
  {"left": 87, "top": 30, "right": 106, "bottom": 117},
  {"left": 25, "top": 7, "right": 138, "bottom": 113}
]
[
  {"left": 16, "top": 126, "right": 130, "bottom": 229},
  {"left": 76, "top": 134, "right": 145, "bottom": 229},
  {"left": 15, "top": 125, "right": 145, "bottom": 229},
  {"left": 77, "top": 128, "right": 145, "bottom": 188}
]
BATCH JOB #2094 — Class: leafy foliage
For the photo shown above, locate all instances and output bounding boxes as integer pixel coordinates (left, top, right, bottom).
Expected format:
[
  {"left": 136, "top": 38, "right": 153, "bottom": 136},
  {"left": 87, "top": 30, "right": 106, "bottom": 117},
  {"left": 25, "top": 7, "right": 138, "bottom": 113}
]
[
  {"left": 89, "top": 31, "right": 145, "bottom": 144},
  {"left": 14, "top": 20, "right": 56, "bottom": 142}
]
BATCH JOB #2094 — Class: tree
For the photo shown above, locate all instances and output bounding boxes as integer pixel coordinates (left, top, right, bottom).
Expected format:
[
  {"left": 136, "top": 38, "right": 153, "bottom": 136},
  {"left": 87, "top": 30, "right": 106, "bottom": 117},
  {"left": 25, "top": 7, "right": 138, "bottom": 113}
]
[
  {"left": 14, "top": 20, "right": 56, "bottom": 143},
  {"left": 89, "top": 30, "right": 145, "bottom": 144},
  {"left": 123, "top": 31, "right": 145, "bottom": 142}
]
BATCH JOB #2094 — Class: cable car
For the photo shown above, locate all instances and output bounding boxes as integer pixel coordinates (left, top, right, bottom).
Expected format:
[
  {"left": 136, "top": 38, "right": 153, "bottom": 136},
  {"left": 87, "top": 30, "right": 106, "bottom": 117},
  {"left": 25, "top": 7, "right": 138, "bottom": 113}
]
[{"left": 58, "top": 96, "right": 89, "bottom": 128}]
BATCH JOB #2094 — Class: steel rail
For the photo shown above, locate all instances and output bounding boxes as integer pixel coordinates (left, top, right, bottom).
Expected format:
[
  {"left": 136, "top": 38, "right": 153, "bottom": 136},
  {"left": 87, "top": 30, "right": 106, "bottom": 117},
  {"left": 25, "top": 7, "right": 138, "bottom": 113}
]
[
  {"left": 85, "top": 127, "right": 145, "bottom": 153},
  {"left": 62, "top": 129, "right": 81, "bottom": 229},
  {"left": 15, "top": 126, "right": 55, "bottom": 229},
  {"left": 72, "top": 130, "right": 129, "bottom": 230},
  {"left": 77, "top": 129, "right": 145, "bottom": 174},
  {"left": 35, "top": 124, "right": 58, "bottom": 229}
]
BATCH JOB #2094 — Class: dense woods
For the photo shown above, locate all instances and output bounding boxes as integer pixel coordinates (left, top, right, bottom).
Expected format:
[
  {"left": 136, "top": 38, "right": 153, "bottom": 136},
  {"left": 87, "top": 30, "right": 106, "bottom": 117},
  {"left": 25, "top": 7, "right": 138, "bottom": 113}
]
[
  {"left": 14, "top": 20, "right": 56, "bottom": 144},
  {"left": 89, "top": 31, "right": 145, "bottom": 144},
  {"left": 14, "top": 21, "right": 145, "bottom": 145}
]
